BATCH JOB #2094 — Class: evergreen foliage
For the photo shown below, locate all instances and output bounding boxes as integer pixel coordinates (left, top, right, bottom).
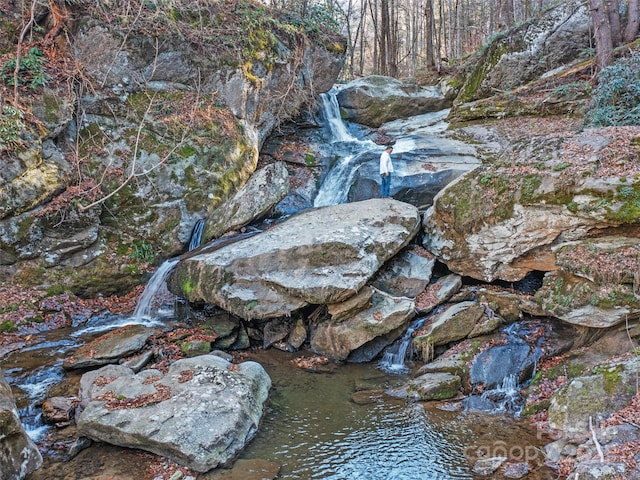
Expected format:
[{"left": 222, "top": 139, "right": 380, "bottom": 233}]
[{"left": 586, "top": 50, "right": 640, "bottom": 126}]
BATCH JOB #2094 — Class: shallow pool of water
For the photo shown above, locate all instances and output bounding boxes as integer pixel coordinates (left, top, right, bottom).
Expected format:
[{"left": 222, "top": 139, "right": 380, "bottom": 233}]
[{"left": 238, "top": 350, "right": 551, "bottom": 480}]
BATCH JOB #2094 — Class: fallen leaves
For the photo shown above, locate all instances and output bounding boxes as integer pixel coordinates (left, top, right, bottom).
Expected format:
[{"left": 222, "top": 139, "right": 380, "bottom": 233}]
[{"left": 96, "top": 384, "right": 172, "bottom": 410}]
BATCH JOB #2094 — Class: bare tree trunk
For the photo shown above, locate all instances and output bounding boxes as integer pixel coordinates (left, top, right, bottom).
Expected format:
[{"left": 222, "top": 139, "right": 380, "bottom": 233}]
[
  {"left": 624, "top": 0, "right": 640, "bottom": 42},
  {"left": 380, "top": 0, "right": 390, "bottom": 74},
  {"left": 590, "top": 0, "right": 614, "bottom": 68},
  {"left": 606, "top": 0, "right": 623, "bottom": 46},
  {"left": 425, "top": 0, "right": 435, "bottom": 67}
]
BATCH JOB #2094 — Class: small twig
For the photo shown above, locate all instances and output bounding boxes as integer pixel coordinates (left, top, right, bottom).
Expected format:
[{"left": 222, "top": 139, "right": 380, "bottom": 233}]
[
  {"left": 589, "top": 416, "right": 605, "bottom": 462},
  {"left": 621, "top": 418, "right": 640, "bottom": 429}
]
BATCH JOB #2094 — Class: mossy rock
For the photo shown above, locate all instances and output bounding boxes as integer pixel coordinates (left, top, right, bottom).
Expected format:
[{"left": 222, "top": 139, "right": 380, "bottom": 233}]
[{"left": 548, "top": 357, "right": 640, "bottom": 441}]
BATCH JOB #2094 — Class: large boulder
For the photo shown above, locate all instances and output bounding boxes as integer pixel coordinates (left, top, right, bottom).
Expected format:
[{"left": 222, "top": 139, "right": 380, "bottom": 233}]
[
  {"left": 454, "top": 0, "right": 591, "bottom": 105},
  {"left": 548, "top": 357, "right": 640, "bottom": 442},
  {"left": 0, "top": 370, "right": 43, "bottom": 480},
  {"left": 310, "top": 290, "right": 415, "bottom": 362},
  {"left": 76, "top": 355, "right": 271, "bottom": 473},
  {"left": 201, "top": 162, "right": 290, "bottom": 245},
  {"left": 336, "top": 76, "right": 455, "bottom": 128},
  {"left": 421, "top": 122, "right": 640, "bottom": 329},
  {"left": 168, "top": 198, "right": 421, "bottom": 319}
]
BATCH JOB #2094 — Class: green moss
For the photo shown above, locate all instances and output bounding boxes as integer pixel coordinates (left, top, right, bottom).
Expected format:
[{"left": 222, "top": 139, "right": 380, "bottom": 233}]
[
  {"left": 182, "top": 278, "right": 195, "bottom": 296},
  {"left": 520, "top": 174, "right": 542, "bottom": 203},
  {"left": 0, "top": 320, "right": 17, "bottom": 333},
  {"left": 605, "top": 182, "right": 640, "bottom": 223},
  {"left": 522, "top": 399, "right": 550, "bottom": 417},
  {"left": 593, "top": 364, "right": 625, "bottom": 395},
  {"left": 304, "top": 154, "right": 316, "bottom": 166}
]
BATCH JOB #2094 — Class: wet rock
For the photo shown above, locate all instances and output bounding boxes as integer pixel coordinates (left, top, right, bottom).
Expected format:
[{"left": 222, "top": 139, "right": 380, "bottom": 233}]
[
  {"left": 351, "top": 390, "right": 381, "bottom": 405},
  {"left": 169, "top": 198, "right": 420, "bottom": 320},
  {"left": 472, "top": 456, "right": 507, "bottom": 476},
  {"left": 0, "top": 370, "right": 43, "bottom": 479},
  {"left": 415, "top": 352, "right": 469, "bottom": 385},
  {"left": 408, "top": 372, "right": 461, "bottom": 401},
  {"left": 469, "top": 341, "right": 538, "bottom": 389},
  {"left": 77, "top": 355, "right": 271, "bottom": 473},
  {"left": 311, "top": 290, "right": 415, "bottom": 362},
  {"left": 63, "top": 325, "right": 156, "bottom": 370}
]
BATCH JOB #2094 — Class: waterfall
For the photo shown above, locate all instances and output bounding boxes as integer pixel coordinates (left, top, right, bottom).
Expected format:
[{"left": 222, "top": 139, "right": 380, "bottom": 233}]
[
  {"left": 130, "top": 257, "right": 180, "bottom": 321},
  {"left": 314, "top": 89, "right": 377, "bottom": 207},
  {"left": 188, "top": 218, "right": 206, "bottom": 251},
  {"left": 378, "top": 317, "right": 427, "bottom": 374},
  {"left": 319, "top": 88, "right": 357, "bottom": 143},
  {"left": 479, "top": 373, "right": 523, "bottom": 414},
  {"left": 464, "top": 321, "right": 547, "bottom": 415}
]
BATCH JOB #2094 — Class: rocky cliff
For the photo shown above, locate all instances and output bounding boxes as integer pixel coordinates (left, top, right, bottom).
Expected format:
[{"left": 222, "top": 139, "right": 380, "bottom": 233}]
[{"left": 0, "top": 0, "right": 345, "bottom": 296}]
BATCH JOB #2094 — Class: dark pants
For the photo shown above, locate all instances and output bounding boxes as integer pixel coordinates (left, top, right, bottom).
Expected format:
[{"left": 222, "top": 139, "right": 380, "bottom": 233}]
[{"left": 380, "top": 173, "right": 391, "bottom": 197}]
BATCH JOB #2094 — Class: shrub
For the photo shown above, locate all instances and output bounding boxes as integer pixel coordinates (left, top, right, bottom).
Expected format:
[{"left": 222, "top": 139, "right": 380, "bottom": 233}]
[
  {"left": 586, "top": 50, "right": 640, "bottom": 126},
  {"left": 0, "top": 47, "right": 48, "bottom": 89}
]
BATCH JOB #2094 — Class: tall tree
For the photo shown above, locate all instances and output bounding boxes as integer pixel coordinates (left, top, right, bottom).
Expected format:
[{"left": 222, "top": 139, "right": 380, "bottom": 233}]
[
  {"left": 590, "top": 0, "right": 615, "bottom": 68},
  {"left": 624, "top": 0, "right": 640, "bottom": 42}
]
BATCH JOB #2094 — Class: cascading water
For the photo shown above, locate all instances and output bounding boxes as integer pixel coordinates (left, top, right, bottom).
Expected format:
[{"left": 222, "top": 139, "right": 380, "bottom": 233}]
[
  {"left": 313, "top": 88, "right": 377, "bottom": 207},
  {"left": 319, "top": 89, "right": 357, "bottom": 143},
  {"left": 188, "top": 218, "right": 206, "bottom": 251},
  {"left": 378, "top": 317, "right": 427, "bottom": 374},
  {"left": 129, "top": 257, "right": 180, "bottom": 321},
  {"left": 464, "top": 321, "right": 546, "bottom": 415}
]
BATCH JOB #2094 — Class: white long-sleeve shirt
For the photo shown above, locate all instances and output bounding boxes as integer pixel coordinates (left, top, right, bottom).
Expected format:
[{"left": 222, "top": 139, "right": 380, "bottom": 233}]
[{"left": 379, "top": 150, "right": 394, "bottom": 174}]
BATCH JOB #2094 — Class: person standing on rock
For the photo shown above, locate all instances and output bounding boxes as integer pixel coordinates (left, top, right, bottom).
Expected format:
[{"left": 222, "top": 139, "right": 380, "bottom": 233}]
[{"left": 379, "top": 145, "right": 394, "bottom": 198}]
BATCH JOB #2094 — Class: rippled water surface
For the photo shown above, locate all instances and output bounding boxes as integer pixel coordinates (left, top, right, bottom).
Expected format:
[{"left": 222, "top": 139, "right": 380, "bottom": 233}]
[{"left": 239, "top": 350, "right": 549, "bottom": 480}]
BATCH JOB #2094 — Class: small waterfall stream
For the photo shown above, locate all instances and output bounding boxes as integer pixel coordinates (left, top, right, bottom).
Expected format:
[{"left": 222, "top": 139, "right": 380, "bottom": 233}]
[
  {"left": 313, "top": 88, "right": 377, "bottom": 207},
  {"left": 378, "top": 317, "right": 427, "bottom": 374},
  {"left": 130, "top": 257, "right": 180, "bottom": 321},
  {"left": 187, "top": 218, "right": 206, "bottom": 251},
  {"left": 464, "top": 321, "right": 546, "bottom": 415}
]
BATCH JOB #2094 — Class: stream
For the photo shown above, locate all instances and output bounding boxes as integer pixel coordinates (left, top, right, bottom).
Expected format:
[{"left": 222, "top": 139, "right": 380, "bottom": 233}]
[{"left": 5, "top": 88, "right": 555, "bottom": 479}]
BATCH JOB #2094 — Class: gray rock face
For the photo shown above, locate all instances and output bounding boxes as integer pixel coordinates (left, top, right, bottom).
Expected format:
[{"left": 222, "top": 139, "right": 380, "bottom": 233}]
[
  {"left": 408, "top": 372, "right": 462, "bottom": 401},
  {"left": 337, "top": 76, "right": 454, "bottom": 127},
  {"left": 77, "top": 355, "right": 271, "bottom": 473},
  {"left": 310, "top": 290, "right": 415, "bottom": 362},
  {"left": 456, "top": 0, "right": 591, "bottom": 104},
  {"left": 168, "top": 199, "right": 421, "bottom": 319},
  {"left": 0, "top": 6, "right": 345, "bottom": 296},
  {"left": 371, "top": 247, "right": 436, "bottom": 297},
  {"left": 470, "top": 342, "right": 538, "bottom": 389},
  {"left": 0, "top": 371, "right": 43, "bottom": 480},
  {"left": 201, "top": 162, "right": 290, "bottom": 244},
  {"left": 63, "top": 325, "right": 156, "bottom": 370},
  {"left": 548, "top": 357, "right": 640, "bottom": 442},
  {"left": 414, "top": 301, "right": 485, "bottom": 348}
]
